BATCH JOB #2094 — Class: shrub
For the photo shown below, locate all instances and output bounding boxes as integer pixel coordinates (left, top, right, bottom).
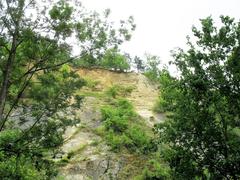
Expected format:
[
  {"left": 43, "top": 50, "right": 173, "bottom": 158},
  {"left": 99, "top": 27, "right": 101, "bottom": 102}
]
[
  {"left": 101, "top": 99, "right": 151, "bottom": 154},
  {"left": 106, "top": 85, "right": 119, "bottom": 98},
  {"left": 101, "top": 106, "right": 117, "bottom": 120},
  {"left": 121, "top": 85, "right": 135, "bottom": 96},
  {"left": 116, "top": 98, "right": 133, "bottom": 109},
  {"left": 101, "top": 104, "right": 129, "bottom": 133},
  {"left": 106, "top": 85, "right": 135, "bottom": 98},
  {"left": 104, "top": 116, "right": 128, "bottom": 133},
  {"left": 135, "top": 159, "right": 171, "bottom": 180},
  {"left": 84, "top": 78, "right": 100, "bottom": 90},
  {"left": 116, "top": 98, "right": 136, "bottom": 118},
  {"left": 126, "top": 126, "right": 151, "bottom": 153},
  {"left": 106, "top": 131, "right": 132, "bottom": 151}
]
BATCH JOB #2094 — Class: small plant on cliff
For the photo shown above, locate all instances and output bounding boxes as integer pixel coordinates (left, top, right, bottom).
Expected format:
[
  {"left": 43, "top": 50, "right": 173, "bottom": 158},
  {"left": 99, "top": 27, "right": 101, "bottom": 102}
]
[{"left": 101, "top": 99, "right": 153, "bottom": 153}]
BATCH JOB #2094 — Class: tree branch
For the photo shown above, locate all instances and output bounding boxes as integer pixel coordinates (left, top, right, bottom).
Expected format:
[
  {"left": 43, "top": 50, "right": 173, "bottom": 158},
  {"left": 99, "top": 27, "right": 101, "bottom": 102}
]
[{"left": 0, "top": 70, "right": 35, "bottom": 131}]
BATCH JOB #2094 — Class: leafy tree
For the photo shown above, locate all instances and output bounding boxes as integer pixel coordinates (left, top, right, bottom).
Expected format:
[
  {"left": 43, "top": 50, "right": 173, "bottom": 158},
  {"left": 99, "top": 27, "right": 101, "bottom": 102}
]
[
  {"left": 144, "top": 54, "right": 161, "bottom": 82},
  {"left": 155, "top": 16, "right": 240, "bottom": 179},
  {"left": 153, "top": 69, "right": 177, "bottom": 113},
  {"left": 100, "top": 48, "right": 131, "bottom": 71},
  {"left": 0, "top": 0, "right": 134, "bottom": 178},
  {"left": 133, "top": 56, "right": 146, "bottom": 73},
  {"left": 71, "top": 9, "right": 136, "bottom": 67}
]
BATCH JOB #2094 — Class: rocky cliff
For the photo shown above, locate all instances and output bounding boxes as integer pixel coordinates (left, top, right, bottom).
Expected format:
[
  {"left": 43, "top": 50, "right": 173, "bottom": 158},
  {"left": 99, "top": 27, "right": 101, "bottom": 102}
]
[{"left": 56, "top": 68, "right": 164, "bottom": 180}]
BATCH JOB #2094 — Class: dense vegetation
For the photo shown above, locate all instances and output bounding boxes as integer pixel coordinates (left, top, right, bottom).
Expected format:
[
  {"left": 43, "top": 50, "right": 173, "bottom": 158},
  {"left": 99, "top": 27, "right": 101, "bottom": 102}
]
[
  {"left": 154, "top": 16, "right": 240, "bottom": 179},
  {"left": 0, "top": 0, "right": 133, "bottom": 179},
  {"left": 101, "top": 98, "right": 153, "bottom": 153}
]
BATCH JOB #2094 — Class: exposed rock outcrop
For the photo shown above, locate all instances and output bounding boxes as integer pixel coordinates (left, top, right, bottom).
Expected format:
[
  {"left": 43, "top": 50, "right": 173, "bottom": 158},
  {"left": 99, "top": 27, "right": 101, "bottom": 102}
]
[{"left": 57, "top": 68, "right": 164, "bottom": 179}]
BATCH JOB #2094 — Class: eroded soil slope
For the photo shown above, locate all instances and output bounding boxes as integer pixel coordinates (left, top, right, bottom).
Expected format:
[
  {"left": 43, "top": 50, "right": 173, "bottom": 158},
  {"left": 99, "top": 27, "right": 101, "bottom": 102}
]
[{"left": 76, "top": 68, "right": 164, "bottom": 125}]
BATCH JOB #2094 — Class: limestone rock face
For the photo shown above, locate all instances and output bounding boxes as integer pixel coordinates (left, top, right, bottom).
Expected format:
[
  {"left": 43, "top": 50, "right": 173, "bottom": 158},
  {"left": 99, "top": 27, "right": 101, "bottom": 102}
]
[
  {"left": 60, "top": 156, "right": 125, "bottom": 180},
  {"left": 57, "top": 68, "right": 164, "bottom": 179}
]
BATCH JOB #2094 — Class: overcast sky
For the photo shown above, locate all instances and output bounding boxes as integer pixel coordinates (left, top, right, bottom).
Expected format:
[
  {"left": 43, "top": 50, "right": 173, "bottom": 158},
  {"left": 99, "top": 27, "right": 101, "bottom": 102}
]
[{"left": 80, "top": 0, "right": 240, "bottom": 68}]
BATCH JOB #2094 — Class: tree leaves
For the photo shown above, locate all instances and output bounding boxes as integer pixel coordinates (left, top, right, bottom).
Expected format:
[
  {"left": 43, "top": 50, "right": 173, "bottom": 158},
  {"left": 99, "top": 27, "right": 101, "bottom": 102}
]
[{"left": 156, "top": 16, "right": 240, "bottom": 179}]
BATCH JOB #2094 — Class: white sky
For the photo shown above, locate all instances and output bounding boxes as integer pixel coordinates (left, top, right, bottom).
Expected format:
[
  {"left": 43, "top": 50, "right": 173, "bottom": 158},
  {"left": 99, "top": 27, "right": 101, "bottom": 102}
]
[{"left": 80, "top": 0, "right": 240, "bottom": 68}]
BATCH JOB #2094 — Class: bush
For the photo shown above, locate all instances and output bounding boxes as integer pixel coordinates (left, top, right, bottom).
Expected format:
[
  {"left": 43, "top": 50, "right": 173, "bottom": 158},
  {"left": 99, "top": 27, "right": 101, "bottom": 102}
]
[
  {"left": 101, "top": 99, "right": 151, "bottom": 154},
  {"left": 153, "top": 69, "right": 176, "bottom": 113},
  {"left": 104, "top": 116, "right": 128, "bottom": 133},
  {"left": 106, "top": 85, "right": 135, "bottom": 98},
  {"left": 84, "top": 78, "right": 100, "bottom": 90},
  {"left": 135, "top": 159, "right": 171, "bottom": 180},
  {"left": 126, "top": 126, "right": 151, "bottom": 153},
  {"left": 106, "top": 86, "right": 119, "bottom": 98},
  {"left": 121, "top": 85, "right": 135, "bottom": 96},
  {"left": 101, "top": 103, "right": 129, "bottom": 133},
  {"left": 101, "top": 106, "right": 117, "bottom": 120},
  {"left": 106, "top": 131, "right": 132, "bottom": 151}
]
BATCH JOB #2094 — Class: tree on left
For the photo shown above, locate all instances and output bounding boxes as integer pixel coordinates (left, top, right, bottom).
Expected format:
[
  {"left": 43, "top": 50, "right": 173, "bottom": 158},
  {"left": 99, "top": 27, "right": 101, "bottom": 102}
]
[{"left": 0, "top": 0, "right": 135, "bottom": 179}]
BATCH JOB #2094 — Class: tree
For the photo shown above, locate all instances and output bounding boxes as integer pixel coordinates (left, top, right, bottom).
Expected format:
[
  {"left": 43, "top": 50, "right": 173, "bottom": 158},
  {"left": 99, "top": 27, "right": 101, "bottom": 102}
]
[
  {"left": 133, "top": 56, "right": 145, "bottom": 72},
  {"left": 71, "top": 8, "right": 136, "bottom": 67},
  {"left": 0, "top": 0, "right": 134, "bottom": 178},
  {"left": 155, "top": 16, "right": 240, "bottom": 179},
  {"left": 100, "top": 48, "right": 130, "bottom": 71},
  {"left": 144, "top": 54, "right": 161, "bottom": 82}
]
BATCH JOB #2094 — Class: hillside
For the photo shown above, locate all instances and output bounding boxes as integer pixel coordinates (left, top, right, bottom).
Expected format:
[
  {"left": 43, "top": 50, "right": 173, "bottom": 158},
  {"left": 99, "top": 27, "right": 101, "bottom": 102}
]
[{"left": 56, "top": 68, "right": 164, "bottom": 180}]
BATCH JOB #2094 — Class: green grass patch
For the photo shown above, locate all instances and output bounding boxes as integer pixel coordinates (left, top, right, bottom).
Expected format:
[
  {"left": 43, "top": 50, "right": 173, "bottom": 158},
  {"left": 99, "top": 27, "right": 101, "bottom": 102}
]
[{"left": 83, "top": 77, "right": 100, "bottom": 90}]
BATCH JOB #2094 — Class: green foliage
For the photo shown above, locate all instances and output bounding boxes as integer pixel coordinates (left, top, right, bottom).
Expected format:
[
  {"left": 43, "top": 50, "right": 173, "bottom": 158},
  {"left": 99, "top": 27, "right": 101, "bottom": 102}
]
[
  {"left": 0, "top": 64, "right": 84, "bottom": 178},
  {"left": 105, "top": 131, "right": 131, "bottom": 151},
  {"left": 101, "top": 99, "right": 135, "bottom": 133},
  {"left": 29, "top": 64, "right": 85, "bottom": 107},
  {"left": 153, "top": 69, "right": 178, "bottom": 113},
  {"left": 101, "top": 99, "right": 153, "bottom": 153},
  {"left": 155, "top": 16, "right": 240, "bottom": 179},
  {"left": 105, "top": 86, "right": 119, "bottom": 98},
  {"left": 100, "top": 49, "right": 130, "bottom": 71},
  {"left": 105, "top": 115, "right": 128, "bottom": 133},
  {"left": 0, "top": 0, "right": 129, "bottom": 178},
  {"left": 143, "top": 54, "right": 161, "bottom": 82},
  {"left": 84, "top": 78, "right": 100, "bottom": 90},
  {"left": 126, "top": 126, "right": 152, "bottom": 153},
  {"left": 49, "top": 0, "right": 74, "bottom": 38},
  {"left": 133, "top": 56, "right": 146, "bottom": 73},
  {"left": 0, "top": 130, "right": 58, "bottom": 179},
  {"left": 105, "top": 84, "right": 135, "bottom": 98},
  {"left": 135, "top": 159, "right": 171, "bottom": 180},
  {"left": 72, "top": 11, "right": 135, "bottom": 67}
]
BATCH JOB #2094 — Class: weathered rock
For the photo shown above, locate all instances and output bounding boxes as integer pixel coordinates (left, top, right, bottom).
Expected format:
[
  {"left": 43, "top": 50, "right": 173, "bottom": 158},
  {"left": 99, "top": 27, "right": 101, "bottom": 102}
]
[{"left": 57, "top": 68, "right": 164, "bottom": 179}]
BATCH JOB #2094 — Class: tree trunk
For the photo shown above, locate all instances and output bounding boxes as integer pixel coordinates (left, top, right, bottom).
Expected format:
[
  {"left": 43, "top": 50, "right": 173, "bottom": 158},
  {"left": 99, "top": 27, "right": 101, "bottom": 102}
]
[{"left": 0, "top": 33, "right": 18, "bottom": 126}]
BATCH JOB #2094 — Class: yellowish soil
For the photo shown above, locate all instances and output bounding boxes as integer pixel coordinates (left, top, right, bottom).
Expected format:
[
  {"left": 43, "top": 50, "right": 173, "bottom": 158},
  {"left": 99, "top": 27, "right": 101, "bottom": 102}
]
[{"left": 76, "top": 68, "right": 164, "bottom": 125}]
